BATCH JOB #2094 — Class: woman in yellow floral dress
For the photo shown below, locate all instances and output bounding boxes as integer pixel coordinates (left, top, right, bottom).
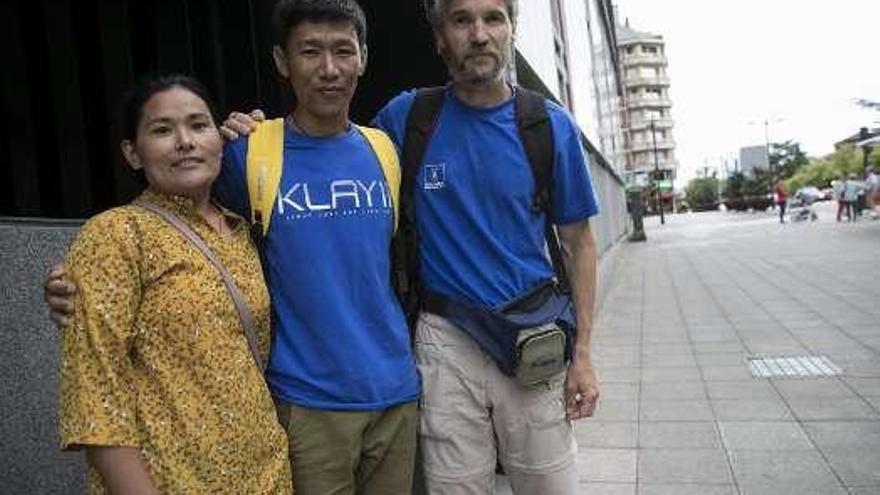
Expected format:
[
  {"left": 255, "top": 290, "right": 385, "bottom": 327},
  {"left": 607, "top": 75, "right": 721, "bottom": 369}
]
[{"left": 59, "top": 75, "right": 291, "bottom": 494}]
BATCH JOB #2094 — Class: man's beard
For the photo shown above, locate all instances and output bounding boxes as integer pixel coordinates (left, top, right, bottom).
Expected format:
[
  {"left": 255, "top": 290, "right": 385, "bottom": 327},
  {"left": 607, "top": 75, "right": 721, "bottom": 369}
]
[{"left": 444, "top": 48, "right": 512, "bottom": 84}]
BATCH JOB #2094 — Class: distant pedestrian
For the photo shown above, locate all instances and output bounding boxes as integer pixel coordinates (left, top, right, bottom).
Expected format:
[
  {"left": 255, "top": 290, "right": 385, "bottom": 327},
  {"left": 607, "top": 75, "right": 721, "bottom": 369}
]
[
  {"left": 833, "top": 175, "right": 847, "bottom": 222},
  {"left": 842, "top": 173, "right": 861, "bottom": 222},
  {"left": 774, "top": 179, "right": 787, "bottom": 223},
  {"left": 865, "top": 166, "right": 879, "bottom": 219}
]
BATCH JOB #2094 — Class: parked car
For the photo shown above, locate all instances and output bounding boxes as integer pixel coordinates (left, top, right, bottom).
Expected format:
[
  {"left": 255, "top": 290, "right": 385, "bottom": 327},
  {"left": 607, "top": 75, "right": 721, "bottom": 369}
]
[{"left": 794, "top": 186, "right": 825, "bottom": 205}]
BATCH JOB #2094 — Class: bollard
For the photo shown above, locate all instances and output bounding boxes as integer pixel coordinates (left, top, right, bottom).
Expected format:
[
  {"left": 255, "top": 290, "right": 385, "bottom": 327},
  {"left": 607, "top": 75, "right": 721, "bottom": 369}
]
[{"left": 628, "top": 187, "right": 647, "bottom": 242}]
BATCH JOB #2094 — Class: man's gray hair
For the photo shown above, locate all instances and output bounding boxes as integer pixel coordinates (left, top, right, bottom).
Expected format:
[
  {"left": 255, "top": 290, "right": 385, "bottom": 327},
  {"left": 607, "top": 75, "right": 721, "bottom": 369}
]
[{"left": 422, "top": 0, "right": 518, "bottom": 30}]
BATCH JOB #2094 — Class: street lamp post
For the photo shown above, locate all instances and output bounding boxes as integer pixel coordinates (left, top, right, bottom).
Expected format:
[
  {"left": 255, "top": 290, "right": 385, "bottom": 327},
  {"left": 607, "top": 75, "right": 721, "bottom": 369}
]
[
  {"left": 748, "top": 118, "right": 784, "bottom": 192},
  {"left": 650, "top": 118, "right": 665, "bottom": 224}
]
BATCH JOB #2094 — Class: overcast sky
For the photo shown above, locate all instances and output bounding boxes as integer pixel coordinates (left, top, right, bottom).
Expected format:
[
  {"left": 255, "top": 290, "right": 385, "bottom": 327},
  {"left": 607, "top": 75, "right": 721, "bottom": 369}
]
[{"left": 614, "top": 0, "right": 880, "bottom": 184}]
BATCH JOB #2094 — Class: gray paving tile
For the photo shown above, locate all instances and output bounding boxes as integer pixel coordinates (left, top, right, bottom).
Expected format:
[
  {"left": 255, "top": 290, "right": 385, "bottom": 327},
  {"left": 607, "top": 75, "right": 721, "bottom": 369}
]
[
  {"left": 838, "top": 359, "right": 880, "bottom": 376},
  {"left": 842, "top": 378, "right": 880, "bottom": 397},
  {"left": 711, "top": 398, "right": 793, "bottom": 421},
  {"left": 689, "top": 330, "right": 742, "bottom": 343},
  {"left": 692, "top": 342, "right": 748, "bottom": 354},
  {"left": 641, "top": 343, "right": 693, "bottom": 355},
  {"left": 640, "top": 381, "right": 706, "bottom": 400},
  {"left": 637, "top": 484, "right": 737, "bottom": 495},
  {"left": 847, "top": 326, "right": 880, "bottom": 337},
  {"left": 638, "top": 449, "right": 733, "bottom": 484},
  {"left": 848, "top": 487, "right": 880, "bottom": 495},
  {"left": 717, "top": 421, "right": 813, "bottom": 450},
  {"left": 822, "top": 448, "right": 880, "bottom": 486},
  {"left": 744, "top": 342, "right": 810, "bottom": 355},
  {"left": 737, "top": 484, "right": 847, "bottom": 495},
  {"left": 727, "top": 449, "right": 843, "bottom": 492},
  {"left": 640, "top": 367, "right": 702, "bottom": 383},
  {"left": 601, "top": 367, "right": 641, "bottom": 383},
  {"left": 695, "top": 352, "right": 750, "bottom": 367},
  {"left": 705, "top": 380, "right": 779, "bottom": 400},
  {"left": 494, "top": 475, "right": 513, "bottom": 494},
  {"left": 772, "top": 379, "right": 857, "bottom": 399},
  {"left": 639, "top": 421, "right": 721, "bottom": 449},
  {"left": 595, "top": 346, "right": 641, "bottom": 368},
  {"left": 601, "top": 382, "right": 639, "bottom": 402},
  {"left": 577, "top": 448, "right": 637, "bottom": 483},
  {"left": 642, "top": 334, "right": 690, "bottom": 345},
  {"left": 801, "top": 421, "right": 880, "bottom": 451},
  {"left": 576, "top": 482, "right": 635, "bottom": 495},
  {"left": 700, "top": 365, "right": 755, "bottom": 381},
  {"left": 575, "top": 421, "right": 638, "bottom": 449},
  {"left": 823, "top": 347, "right": 879, "bottom": 361},
  {"left": 595, "top": 335, "right": 642, "bottom": 347},
  {"left": 640, "top": 399, "right": 714, "bottom": 422},
  {"left": 596, "top": 354, "right": 641, "bottom": 368},
  {"left": 642, "top": 353, "right": 697, "bottom": 368},
  {"left": 592, "top": 399, "right": 639, "bottom": 422},
  {"left": 786, "top": 397, "right": 879, "bottom": 421}
]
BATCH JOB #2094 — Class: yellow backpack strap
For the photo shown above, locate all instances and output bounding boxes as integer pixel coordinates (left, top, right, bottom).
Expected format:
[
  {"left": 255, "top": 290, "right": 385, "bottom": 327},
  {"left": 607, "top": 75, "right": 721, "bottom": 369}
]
[
  {"left": 355, "top": 125, "right": 400, "bottom": 233},
  {"left": 245, "top": 118, "right": 285, "bottom": 236}
]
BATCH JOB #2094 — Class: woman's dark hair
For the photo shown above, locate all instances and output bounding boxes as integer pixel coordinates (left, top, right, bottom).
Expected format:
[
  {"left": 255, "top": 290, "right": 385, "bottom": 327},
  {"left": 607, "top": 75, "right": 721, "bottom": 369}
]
[
  {"left": 121, "top": 74, "right": 219, "bottom": 143},
  {"left": 272, "top": 0, "right": 367, "bottom": 49}
]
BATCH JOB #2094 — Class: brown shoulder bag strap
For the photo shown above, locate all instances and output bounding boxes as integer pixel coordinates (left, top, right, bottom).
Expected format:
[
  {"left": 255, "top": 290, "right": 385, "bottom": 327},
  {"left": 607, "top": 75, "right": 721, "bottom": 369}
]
[{"left": 133, "top": 199, "right": 265, "bottom": 372}]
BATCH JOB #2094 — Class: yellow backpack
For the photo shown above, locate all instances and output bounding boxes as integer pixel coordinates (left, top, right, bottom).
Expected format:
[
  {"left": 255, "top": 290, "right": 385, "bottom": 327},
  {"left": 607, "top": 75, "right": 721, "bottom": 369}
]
[{"left": 245, "top": 119, "right": 400, "bottom": 237}]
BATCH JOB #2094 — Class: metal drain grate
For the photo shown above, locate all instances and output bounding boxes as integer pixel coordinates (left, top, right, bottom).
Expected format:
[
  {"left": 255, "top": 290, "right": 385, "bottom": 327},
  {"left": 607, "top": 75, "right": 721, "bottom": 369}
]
[{"left": 748, "top": 355, "right": 842, "bottom": 378}]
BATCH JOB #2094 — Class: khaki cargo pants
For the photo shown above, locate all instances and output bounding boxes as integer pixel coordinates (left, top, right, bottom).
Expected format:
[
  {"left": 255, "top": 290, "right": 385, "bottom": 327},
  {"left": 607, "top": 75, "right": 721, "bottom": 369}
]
[
  {"left": 275, "top": 400, "right": 418, "bottom": 495},
  {"left": 415, "top": 312, "right": 578, "bottom": 495}
]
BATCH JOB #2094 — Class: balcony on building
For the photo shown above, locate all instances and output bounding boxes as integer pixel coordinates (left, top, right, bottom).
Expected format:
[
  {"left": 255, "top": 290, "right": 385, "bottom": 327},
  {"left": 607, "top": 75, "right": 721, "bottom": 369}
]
[
  {"left": 628, "top": 118, "right": 674, "bottom": 131},
  {"left": 624, "top": 75, "right": 671, "bottom": 87},
  {"left": 628, "top": 139, "right": 676, "bottom": 153},
  {"left": 620, "top": 52, "right": 666, "bottom": 67},
  {"left": 626, "top": 96, "right": 673, "bottom": 109}
]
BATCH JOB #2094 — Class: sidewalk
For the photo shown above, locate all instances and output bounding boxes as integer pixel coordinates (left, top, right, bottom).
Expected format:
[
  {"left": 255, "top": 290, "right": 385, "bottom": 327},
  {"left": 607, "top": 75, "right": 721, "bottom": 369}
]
[{"left": 576, "top": 209, "right": 880, "bottom": 494}]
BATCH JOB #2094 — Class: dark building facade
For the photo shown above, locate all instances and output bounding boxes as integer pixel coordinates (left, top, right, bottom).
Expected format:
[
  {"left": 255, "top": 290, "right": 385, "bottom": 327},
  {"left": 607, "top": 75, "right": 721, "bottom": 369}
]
[{"left": 0, "top": 0, "right": 445, "bottom": 219}]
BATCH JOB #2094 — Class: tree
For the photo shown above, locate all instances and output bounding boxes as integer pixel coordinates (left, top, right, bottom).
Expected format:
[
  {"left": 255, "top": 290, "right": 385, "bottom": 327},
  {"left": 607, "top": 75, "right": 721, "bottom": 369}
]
[
  {"left": 769, "top": 140, "right": 809, "bottom": 179},
  {"left": 724, "top": 171, "right": 745, "bottom": 200},
  {"left": 784, "top": 144, "right": 880, "bottom": 192},
  {"left": 685, "top": 177, "right": 719, "bottom": 211},
  {"left": 723, "top": 170, "right": 772, "bottom": 211}
]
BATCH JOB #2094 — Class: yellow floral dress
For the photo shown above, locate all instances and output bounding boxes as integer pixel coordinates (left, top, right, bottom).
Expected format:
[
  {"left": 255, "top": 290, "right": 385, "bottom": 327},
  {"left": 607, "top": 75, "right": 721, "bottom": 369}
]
[{"left": 60, "top": 189, "right": 292, "bottom": 494}]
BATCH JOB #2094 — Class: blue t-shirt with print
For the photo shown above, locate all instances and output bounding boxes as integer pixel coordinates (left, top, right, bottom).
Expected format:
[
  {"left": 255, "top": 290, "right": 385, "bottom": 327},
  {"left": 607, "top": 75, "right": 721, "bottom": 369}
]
[
  {"left": 214, "top": 124, "right": 420, "bottom": 411},
  {"left": 373, "top": 87, "right": 599, "bottom": 308}
]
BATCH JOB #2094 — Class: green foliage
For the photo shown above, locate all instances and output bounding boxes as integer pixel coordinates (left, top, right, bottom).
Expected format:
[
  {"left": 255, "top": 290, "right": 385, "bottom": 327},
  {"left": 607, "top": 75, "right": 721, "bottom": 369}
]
[
  {"left": 769, "top": 140, "right": 809, "bottom": 179},
  {"left": 725, "top": 171, "right": 745, "bottom": 199},
  {"left": 784, "top": 144, "right": 880, "bottom": 192},
  {"left": 722, "top": 171, "right": 773, "bottom": 211},
  {"left": 724, "top": 170, "right": 771, "bottom": 198},
  {"left": 685, "top": 177, "right": 719, "bottom": 211}
]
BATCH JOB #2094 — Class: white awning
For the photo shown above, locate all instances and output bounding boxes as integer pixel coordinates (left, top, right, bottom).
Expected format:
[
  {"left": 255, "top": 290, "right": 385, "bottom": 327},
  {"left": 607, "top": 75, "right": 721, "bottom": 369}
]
[{"left": 857, "top": 136, "right": 880, "bottom": 147}]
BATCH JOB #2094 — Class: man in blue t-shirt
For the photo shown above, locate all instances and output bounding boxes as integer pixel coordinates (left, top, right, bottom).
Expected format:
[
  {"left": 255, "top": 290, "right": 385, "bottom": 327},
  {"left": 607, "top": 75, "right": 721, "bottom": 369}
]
[
  {"left": 217, "top": 2, "right": 420, "bottom": 494},
  {"left": 45, "top": 1, "right": 420, "bottom": 494},
  {"left": 371, "top": 1, "right": 600, "bottom": 493}
]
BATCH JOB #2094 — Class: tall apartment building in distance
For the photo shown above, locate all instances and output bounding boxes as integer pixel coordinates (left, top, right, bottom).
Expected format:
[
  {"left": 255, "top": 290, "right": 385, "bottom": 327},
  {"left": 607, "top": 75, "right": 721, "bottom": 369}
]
[
  {"left": 517, "top": 0, "right": 627, "bottom": 173},
  {"left": 616, "top": 19, "right": 678, "bottom": 196}
]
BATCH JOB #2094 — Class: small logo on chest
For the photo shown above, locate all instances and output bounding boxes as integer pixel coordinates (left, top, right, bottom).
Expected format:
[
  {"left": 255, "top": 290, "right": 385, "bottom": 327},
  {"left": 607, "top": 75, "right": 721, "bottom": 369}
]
[{"left": 424, "top": 163, "right": 446, "bottom": 190}]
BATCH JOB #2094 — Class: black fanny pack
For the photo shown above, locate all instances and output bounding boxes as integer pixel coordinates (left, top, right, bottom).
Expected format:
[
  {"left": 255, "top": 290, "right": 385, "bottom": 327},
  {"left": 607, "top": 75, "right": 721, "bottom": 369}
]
[{"left": 424, "top": 280, "right": 576, "bottom": 385}]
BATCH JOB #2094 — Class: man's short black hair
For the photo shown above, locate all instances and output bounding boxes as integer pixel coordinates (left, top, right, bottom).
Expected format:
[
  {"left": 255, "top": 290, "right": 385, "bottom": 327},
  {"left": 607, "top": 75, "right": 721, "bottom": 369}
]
[{"left": 273, "top": 0, "right": 367, "bottom": 48}]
